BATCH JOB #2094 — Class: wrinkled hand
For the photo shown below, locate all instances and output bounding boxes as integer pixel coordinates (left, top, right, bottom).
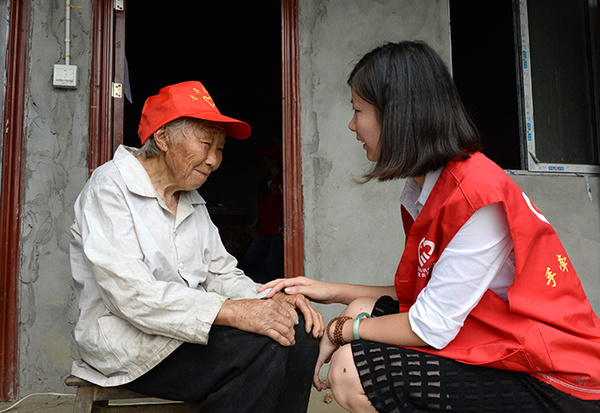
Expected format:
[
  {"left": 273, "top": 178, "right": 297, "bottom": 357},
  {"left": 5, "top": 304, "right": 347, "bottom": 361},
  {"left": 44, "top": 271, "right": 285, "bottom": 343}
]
[
  {"left": 313, "top": 326, "right": 339, "bottom": 390},
  {"left": 272, "top": 292, "right": 325, "bottom": 339},
  {"left": 258, "top": 276, "right": 334, "bottom": 304},
  {"left": 215, "top": 298, "right": 298, "bottom": 346}
]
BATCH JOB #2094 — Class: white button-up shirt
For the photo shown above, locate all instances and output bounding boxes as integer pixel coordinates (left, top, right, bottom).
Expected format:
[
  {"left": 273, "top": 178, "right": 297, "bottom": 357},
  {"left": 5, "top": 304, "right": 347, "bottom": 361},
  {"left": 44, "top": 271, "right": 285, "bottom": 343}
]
[
  {"left": 70, "top": 145, "right": 265, "bottom": 386},
  {"left": 401, "top": 169, "right": 515, "bottom": 350}
]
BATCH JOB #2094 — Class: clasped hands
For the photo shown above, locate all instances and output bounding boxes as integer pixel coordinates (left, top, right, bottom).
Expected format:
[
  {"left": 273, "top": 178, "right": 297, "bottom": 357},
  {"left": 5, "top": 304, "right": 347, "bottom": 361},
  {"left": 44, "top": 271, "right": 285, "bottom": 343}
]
[{"left": 216, "top": 290, "right": 324, "bottom": 347}]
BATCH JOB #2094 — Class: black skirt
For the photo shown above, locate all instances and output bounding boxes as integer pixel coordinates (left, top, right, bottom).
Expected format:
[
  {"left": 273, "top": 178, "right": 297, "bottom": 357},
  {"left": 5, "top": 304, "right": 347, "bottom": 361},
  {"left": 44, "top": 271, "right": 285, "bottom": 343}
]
[{"left": 351, "top": 296, "right": 600, "bottom": 412}]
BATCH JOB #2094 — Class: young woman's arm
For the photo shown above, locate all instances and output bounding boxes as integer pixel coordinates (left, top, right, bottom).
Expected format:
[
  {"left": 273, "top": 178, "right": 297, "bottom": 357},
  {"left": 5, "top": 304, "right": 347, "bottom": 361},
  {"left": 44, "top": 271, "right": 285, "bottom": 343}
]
[
  {"left": 259, "top": 277, "right": 396, "bottom": 305},
  {"left": 339, "top": 312, "right": 428, "bottom": 347}
]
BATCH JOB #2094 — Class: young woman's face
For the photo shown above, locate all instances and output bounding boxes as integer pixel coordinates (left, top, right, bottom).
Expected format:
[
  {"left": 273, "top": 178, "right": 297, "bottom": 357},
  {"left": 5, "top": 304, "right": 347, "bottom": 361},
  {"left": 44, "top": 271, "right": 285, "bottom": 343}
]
[{"left": 349, "top": 89, "right": 382, "bottom": 161}]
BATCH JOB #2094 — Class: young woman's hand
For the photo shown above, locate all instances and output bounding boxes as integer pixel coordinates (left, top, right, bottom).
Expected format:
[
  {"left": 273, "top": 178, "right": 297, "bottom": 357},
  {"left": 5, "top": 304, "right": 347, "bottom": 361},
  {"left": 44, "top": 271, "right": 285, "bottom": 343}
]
[
  {"left": 258, "top": 276, "right": 336, "bottom": 304},
  {"left": 312, "top": 328, "right": 340, "bottom": 390}
]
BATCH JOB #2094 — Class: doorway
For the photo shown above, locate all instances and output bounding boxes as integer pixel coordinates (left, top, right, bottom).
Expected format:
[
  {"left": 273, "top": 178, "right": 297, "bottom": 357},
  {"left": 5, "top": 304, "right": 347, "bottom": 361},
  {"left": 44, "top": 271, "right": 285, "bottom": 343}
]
[
  {"left": 89, "top": 0, "right": 304, "bottom": 281},
  {"left": 120, "top": 2, "right": 291, "bottom": 283}
]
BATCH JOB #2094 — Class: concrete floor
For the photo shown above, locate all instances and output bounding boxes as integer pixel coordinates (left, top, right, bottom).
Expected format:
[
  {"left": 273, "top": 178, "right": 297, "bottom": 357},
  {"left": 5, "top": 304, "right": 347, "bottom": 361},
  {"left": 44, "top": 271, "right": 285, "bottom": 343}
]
[{"left": 0, "top": 387, "right": 346, "bottom": 412}]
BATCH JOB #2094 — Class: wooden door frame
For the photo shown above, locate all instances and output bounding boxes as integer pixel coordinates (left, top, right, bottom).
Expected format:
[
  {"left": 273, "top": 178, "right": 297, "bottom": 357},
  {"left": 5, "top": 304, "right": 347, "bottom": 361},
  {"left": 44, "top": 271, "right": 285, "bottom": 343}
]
[
  {"left": 0, "top": 0, "right": 30, "bottom": 401},
  {"left": 280, "top": 0, "right": 304, "bottom": 277},
  {"left": 88, "top": 0, "right": 118, "bottom": 173},
  {"left": 88, "top": 0, "right": 304, "bottom": 277}
]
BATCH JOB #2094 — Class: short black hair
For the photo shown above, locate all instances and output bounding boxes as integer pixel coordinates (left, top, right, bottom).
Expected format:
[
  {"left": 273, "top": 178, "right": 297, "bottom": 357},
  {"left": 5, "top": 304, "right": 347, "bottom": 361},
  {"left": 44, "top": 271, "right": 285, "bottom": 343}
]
[{"left": 348, "top": 41, "right": 482, "bottom": 181}]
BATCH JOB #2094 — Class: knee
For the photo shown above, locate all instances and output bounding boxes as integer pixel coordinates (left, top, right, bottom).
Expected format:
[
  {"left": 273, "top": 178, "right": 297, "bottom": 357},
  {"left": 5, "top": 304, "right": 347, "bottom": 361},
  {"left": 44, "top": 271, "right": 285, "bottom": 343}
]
[
  {"left": 294, "top": 314, "right": 319, "bottom": 357},
  {"left": 341, "top": 297, "right": 377, "bottom": 318},
  {"left": 327, "top": 345, "right": 365, "bottom": 410}
]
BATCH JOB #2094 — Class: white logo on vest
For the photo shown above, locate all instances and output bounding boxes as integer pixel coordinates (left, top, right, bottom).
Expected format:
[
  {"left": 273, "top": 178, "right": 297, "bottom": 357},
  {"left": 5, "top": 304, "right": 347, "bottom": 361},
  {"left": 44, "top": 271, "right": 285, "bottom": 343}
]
[{"left": 418, "top": 238, "right": 435, "bottom": 277}]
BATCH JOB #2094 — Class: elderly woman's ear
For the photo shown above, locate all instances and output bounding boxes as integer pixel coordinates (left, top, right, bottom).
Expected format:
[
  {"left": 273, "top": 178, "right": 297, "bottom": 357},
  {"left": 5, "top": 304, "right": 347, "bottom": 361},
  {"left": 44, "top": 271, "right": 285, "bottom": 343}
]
[{"left": 153, "top": 127, "right": 170, "bottom": 152}]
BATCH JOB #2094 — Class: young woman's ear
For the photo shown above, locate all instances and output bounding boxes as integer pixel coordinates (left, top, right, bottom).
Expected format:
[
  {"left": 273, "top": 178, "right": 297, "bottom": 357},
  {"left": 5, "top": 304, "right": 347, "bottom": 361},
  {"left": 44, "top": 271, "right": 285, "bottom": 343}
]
[{"left": 153, "top": 126, "right": 170, "bottom": 152}]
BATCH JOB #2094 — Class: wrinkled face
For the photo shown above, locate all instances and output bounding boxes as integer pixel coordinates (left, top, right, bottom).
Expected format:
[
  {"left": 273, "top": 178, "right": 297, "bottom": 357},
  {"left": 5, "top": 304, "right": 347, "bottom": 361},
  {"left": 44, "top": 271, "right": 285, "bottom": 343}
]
[
  {"left": 163, "top": 122, "right": 226, "bottom": 191},
  {"left": 349, "top": 89, "right": 381, "bottom": 161}
]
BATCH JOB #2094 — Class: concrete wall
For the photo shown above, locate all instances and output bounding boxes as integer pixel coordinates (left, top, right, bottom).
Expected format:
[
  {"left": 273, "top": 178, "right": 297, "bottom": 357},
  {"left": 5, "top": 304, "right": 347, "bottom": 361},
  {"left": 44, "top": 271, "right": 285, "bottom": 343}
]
[{"left": 18, "top": 0, "right": 91, "bottom": 394}]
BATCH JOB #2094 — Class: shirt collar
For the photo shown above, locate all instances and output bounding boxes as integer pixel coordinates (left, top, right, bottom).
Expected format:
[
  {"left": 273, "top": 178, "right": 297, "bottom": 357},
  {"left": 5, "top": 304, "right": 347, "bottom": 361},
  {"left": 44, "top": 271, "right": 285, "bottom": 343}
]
[
  {"left": 399, "top": 167, "right": 443, "bottom": 221},
  {"left": 113, "top": 145, "right": 205, "bottom": 205}
]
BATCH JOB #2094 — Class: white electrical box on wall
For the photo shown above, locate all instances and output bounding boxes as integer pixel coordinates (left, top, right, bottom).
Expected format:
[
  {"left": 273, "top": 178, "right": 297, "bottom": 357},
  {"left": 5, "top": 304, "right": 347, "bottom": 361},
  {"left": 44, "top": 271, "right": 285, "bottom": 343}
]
[{"left": 53, "top": 64, "right": 77, "bottom": 89}]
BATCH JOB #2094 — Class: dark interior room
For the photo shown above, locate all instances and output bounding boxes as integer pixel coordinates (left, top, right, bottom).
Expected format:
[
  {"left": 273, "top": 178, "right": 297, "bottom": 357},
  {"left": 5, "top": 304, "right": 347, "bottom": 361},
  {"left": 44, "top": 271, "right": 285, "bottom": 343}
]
[{"left": 123, "top": 2, "right": 283, "bottom": 280}]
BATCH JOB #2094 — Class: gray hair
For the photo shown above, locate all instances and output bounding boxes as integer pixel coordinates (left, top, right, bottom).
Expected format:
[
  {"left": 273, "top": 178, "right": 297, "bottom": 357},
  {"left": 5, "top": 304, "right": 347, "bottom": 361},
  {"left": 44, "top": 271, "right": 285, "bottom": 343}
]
[
  {"left": 135, "top": 136, "right": 162, "bottom": 158},
  {"left": 135, "top": 118, "right": 226, "bottom": 159}
]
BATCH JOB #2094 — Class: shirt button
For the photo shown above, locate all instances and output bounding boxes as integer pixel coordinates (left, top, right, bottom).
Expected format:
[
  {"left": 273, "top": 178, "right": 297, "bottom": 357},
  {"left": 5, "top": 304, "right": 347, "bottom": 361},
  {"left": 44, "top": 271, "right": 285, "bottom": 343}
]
[{"left": 178, "top": 262, "right": 185, "bottom": 270}]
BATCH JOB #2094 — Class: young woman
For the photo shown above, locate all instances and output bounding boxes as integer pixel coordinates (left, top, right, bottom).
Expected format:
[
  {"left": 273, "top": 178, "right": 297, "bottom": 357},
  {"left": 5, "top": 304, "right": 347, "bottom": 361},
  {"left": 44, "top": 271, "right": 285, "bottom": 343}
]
[{"left": 260, "top": 41, "right": 600, "bottom": 412}]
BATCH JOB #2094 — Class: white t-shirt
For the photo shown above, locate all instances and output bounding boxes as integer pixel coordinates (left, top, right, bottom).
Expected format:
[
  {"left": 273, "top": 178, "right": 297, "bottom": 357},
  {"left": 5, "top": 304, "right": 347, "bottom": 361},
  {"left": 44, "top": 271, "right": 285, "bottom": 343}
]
[{"left": 401, "top": 169, "right": 515, "bottom": 349}]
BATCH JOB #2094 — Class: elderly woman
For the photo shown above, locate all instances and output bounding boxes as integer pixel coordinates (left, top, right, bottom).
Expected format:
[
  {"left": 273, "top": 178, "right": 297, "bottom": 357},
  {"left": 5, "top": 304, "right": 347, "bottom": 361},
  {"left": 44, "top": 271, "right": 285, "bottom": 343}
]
[{"left": 69, "top": 81, "right": 323, "bottom": 413}]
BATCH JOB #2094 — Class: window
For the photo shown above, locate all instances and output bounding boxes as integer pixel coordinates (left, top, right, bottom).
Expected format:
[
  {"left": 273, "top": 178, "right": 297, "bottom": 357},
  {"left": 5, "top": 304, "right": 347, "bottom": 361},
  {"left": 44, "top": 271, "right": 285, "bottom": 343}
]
[{"left": 450, "top": 0, "right": 600, "bottom": 173}]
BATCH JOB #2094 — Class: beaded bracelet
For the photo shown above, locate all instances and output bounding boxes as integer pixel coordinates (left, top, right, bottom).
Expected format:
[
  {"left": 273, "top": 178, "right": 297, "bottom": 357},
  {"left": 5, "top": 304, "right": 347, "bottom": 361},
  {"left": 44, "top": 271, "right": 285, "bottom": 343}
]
[
  {"left": 326, "top": 316, "right": 352, "bottom": 346},
  {"left": 325, "top": 317, "right": 337, "bottom": 344},
  {"left": 333, "top": 316, "right": 351, "bottom": 346}
]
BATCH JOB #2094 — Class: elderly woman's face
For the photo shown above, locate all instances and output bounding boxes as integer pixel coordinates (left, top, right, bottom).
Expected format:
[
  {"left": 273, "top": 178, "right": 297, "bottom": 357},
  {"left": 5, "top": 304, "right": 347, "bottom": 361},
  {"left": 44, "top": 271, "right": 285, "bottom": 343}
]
[{"left": 164, "top": 124, "right": 226, "bottom": 191}]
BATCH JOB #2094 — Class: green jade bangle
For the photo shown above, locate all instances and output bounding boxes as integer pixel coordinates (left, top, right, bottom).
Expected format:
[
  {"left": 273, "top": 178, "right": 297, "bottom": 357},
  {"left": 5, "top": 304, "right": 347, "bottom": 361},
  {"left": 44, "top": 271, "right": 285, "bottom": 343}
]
[{"left": 353, "top": 312, "right": 371, "bottom": 340}]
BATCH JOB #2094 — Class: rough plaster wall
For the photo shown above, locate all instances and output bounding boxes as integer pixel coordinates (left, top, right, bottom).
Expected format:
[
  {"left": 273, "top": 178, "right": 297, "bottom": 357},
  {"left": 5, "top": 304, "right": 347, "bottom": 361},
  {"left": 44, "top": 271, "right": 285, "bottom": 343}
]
[
  {"left": 299, "top": 0, "right": 451, "bottom": 320},
  {"left": 18, "top": 0, "right": 91, "bottom": 395}
]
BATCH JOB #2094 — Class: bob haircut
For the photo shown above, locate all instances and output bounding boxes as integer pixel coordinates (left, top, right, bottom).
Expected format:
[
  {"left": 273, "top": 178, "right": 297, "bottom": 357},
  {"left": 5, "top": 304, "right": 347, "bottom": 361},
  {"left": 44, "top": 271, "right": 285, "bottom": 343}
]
[{"left": 348, "top": 41, "right": 482, "bottom": 181}]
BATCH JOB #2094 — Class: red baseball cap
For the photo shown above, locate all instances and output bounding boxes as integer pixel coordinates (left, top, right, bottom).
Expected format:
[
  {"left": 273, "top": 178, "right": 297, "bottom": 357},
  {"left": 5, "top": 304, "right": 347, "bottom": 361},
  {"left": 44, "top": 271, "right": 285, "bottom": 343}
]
[{"left": 138, "top": 80, "right": 251, "bottom": 144}]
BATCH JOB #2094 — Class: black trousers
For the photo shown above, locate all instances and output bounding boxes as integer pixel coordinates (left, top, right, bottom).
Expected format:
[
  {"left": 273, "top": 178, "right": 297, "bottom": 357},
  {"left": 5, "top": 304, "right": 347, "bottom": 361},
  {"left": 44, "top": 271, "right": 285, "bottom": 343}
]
[{"left": 124, "top": 314, "right": 319, "bottom": 413}]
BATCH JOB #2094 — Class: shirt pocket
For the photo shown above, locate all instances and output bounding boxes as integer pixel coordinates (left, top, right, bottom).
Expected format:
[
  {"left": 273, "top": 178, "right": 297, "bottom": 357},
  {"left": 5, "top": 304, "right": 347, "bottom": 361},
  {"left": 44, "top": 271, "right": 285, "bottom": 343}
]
[{"left": 93, "top": 313, "right": 133, "bottom": 375}]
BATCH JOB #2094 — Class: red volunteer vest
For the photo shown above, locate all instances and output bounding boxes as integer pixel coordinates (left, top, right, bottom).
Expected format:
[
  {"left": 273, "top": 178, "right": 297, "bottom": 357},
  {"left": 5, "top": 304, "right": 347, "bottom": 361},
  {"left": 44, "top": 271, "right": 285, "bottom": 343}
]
[{"left": 395, "top": 152, "right": 600, "bottom": 400}]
